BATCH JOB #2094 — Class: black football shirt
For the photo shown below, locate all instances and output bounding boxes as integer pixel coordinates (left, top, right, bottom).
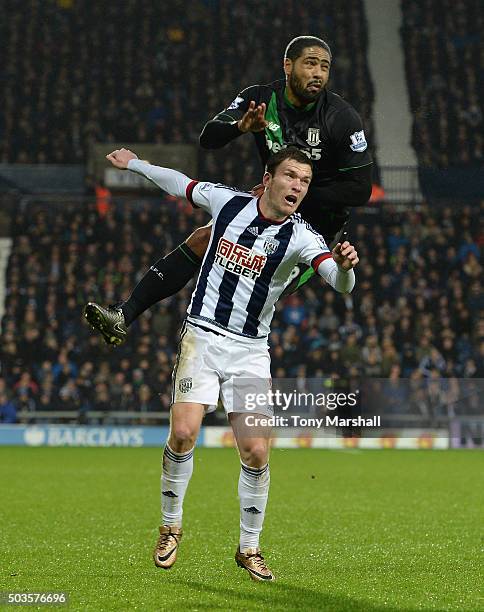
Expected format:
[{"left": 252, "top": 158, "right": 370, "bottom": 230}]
[{"left": 213, "top": 79, "right": 372, "bottom": 232}]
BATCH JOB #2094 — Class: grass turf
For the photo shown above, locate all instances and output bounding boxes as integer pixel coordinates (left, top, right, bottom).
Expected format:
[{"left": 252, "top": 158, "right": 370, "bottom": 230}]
[{"left": 0, "top": 448, "right": 482, "bottom": 611}]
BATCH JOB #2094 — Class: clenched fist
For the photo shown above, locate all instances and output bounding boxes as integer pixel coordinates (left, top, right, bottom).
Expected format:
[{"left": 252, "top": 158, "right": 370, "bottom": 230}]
[{"left": 106, "top": 148, "right": 138, "bottom": 169}]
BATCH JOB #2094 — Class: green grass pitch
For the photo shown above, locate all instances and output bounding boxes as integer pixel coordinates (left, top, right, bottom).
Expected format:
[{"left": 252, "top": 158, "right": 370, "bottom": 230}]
[{"left": 1, "top": 448, "right": 482, "bottom": 611}]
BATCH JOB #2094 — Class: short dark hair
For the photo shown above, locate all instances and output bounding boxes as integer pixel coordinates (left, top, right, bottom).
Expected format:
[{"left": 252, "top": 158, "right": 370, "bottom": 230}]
[
  {"left": 266, "top": 146, "right": 313, "bottom": 176},
  {"left": 284, "top": 36, "right": 332, "bottom": 62}
]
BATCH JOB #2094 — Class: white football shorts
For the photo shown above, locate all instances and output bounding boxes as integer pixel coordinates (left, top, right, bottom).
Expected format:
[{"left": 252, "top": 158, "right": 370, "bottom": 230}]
[{"left": 171, "top": 321, "right": 273, "bottom": 417}]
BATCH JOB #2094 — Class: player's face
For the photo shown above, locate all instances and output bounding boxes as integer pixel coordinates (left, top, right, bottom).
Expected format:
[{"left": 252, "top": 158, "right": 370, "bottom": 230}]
[
  {"left": 285, "top": 46, "right": 331, "bottom": 104},
  {"left": 263, "top": 158, "right": 312, "bottom": 219}
]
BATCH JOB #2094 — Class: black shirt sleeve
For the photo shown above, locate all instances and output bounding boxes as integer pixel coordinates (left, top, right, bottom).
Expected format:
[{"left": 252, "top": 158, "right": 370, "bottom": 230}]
[
  {"left": 307, "top": 164, "right": 373, "bottom": 210},
  {"left": 199, "top": 85, "right": 261, "bottom": 149},
  {"left": 304, "top": 104, "right": 372, "bottom": 210},
  {"left": 330, "top": 106, "right": 373, "bottom": 171}
]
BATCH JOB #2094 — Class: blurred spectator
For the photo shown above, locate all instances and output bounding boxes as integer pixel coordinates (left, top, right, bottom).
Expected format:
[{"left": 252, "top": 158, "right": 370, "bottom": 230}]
[
  {"left": 138, "top": 384, "right": 159, "bottom": 413},
  {"left": 0, "top": 392, "right": 16, "bottom": 423}
]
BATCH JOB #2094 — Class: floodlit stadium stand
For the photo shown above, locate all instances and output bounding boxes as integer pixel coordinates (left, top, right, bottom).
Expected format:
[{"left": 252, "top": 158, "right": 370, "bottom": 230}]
[
  {"left": 0, "top": 0, "right": 375, "bottom": 187},
  {"left": 401, "top": 0, "right": 483, "bottom": 168}
]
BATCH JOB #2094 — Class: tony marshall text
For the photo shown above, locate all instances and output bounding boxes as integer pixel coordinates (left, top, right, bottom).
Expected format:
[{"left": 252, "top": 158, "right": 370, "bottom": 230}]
[{"left": 245, "top": 415, "right": 381, "bottom": 427}]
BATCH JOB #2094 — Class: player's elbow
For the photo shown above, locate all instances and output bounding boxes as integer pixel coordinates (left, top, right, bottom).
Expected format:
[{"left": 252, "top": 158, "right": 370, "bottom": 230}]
[
  {"left": 337, "top": 287, "right": 354, "bottom": 295},
  {"left": 199, "top": 123, "right": 221, "bottom": 149},
  {"left": 359, "top": 180, "right": 372, "bottom": 205},
  {"left": 348, "top": 181, "right": 372, "bottom": 207},
  {"left": 341, "top": 165, "right": 373, "bottom": 207}
]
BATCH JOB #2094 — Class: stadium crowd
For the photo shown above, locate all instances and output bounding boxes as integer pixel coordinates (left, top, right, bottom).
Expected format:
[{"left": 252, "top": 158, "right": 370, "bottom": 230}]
[
  {"left": 0, "top": 196, "right": 482, "bottom": 423},
  {"left": 0, "top": 0, "right": 482, "bottom": 425},
  {"left": 0, "top": 0, "right": 375, "bottom": 185},
  {"left": 3, "top": 0, "right": 482, "bottom": 175},
  {"left": 401, "top": 0, "right": 483, "bottom": 168}
]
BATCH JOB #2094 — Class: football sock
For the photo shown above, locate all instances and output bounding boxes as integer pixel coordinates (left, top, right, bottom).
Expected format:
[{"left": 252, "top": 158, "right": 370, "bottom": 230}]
[
  {"left": 161, "top": 444, "right": 194, "bottom": 527},
  {"left": 238, "top": 462, "right": 270, "bottom": 551},
  {"left": 121, "top": 243, "right": 202, "bottom": 326}
]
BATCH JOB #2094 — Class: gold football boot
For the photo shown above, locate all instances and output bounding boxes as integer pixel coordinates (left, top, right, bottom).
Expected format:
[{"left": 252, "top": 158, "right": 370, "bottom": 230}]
[
  {"left": 235, "top": 547, "right": 275, "bottom": 581},
  {"left": 153, "top": 525, "right": 183, "bottom": 569}
]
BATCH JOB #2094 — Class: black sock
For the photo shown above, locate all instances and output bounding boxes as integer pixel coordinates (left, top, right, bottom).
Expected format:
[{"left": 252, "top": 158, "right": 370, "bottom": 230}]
[{"left": 121, "top": 243, "right": 202, "bottom": 326}]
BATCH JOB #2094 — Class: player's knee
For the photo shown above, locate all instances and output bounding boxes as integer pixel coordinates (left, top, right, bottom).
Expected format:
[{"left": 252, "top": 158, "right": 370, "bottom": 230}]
[
  {"left": 185, "top": 225, "right": 211, "bottom": 258},
  {"left": 241, "top": 442, "right": 269, "bottom": 468},
  {"left": 169, "top": 425, "right": 197, "bottom": 451}
]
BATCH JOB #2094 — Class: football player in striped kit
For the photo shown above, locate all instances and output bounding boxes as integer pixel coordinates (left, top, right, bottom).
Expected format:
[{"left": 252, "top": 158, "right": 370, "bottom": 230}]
[
  {"left": 99, "top": 145, "right": 359, "bottom": 581},
  {"left": 84, "top": 35, "right": 371, "bottom": 346}
]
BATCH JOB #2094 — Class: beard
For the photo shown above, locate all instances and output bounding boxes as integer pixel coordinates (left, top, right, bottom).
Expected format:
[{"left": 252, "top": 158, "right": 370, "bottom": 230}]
[{"left": 288, "top": 73, "right": 323, "bottom": 104}]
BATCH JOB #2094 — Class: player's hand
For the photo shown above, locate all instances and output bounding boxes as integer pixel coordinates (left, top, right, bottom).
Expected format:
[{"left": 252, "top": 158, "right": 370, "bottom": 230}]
[
  {"left": 106, "top": 148, "right": 138, "bottom": 169},
  {"left": 237, "top": 101, "right": 268, "bottom": 133},
  {"left": 332, "top": 241, "right": 359, "bottom": 271},
  {"left": 250, "top": 183, "right": 264, "bottom": 197}
]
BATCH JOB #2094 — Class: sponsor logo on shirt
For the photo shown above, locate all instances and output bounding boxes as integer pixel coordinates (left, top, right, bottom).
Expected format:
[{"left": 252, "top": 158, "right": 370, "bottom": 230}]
[
  {"left": 349, "top": 130, "right": 367, "bottom": 152},
  {"left": 215, "top": 237, "right": 267, "bottom": 280},
  {"left": 266, "top": 139, "right": 322, "bottom": 160}
]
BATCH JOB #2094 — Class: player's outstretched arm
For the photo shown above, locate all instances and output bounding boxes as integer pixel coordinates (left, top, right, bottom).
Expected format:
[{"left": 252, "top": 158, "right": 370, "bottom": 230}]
[
  {"left": 106, "top": 148, "right": 193, "bottom": 199},
  {"left": 315, "top": 241, "right": 358, "bottom": 293}
]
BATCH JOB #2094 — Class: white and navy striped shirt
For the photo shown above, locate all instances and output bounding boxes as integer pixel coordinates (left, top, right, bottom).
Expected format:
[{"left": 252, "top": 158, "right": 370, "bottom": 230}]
[
  {"left": 185, "top": 180, "right": 332, "bottom": 339},
  {"left": 127, "top": 160, "right": 354, "bottom": 341}
]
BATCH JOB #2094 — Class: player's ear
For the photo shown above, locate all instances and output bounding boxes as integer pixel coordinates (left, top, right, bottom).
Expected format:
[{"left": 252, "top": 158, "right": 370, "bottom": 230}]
[
  {"left": 283, "top": 57, "right": 292, "bottom": 78},
  {"left": 262, "top": 172, "right": 271, "bottom": 190}
]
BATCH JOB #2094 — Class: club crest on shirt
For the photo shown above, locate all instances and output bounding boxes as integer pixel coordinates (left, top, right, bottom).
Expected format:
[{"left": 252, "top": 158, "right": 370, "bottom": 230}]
[
  {"left": 179, "top": 377, "right": 192, "bottom": 393},
  {"left": 263, "top": 237, "right": 280, "bottom": 255},
  {"left": 306, "top": 127, "right": 321, "bottom": 146}
]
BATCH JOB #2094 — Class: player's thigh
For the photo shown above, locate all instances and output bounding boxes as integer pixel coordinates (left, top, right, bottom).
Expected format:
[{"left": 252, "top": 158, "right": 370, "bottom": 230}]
[{"left": 184, "top": 221, "right": 213, "bottom": 258}]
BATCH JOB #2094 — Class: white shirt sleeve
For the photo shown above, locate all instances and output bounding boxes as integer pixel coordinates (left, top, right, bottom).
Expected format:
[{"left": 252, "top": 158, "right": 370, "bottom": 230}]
[
  {"left": 127, "top": 159, "right": 192, "bottom": 198},
  {"left": 297, "top": 224, "right": 355, "bottom": 293},
  {"left": 298, "top": 224, "right": 331, "bottom": 268},
  {"left": 127, "top": 159, "right": 230, "bottom": 216},
  {"left": 317, "top": 258, "right": 355, "bottom": 293},
  {"left": 187, "top": 182, "right": 244, "bottom": 216}
]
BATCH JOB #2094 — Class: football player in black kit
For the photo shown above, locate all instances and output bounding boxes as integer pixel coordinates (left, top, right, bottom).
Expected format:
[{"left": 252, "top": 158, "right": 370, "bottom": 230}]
[{"left": 84, "top": 35, "right": 372, "bottom": 345}]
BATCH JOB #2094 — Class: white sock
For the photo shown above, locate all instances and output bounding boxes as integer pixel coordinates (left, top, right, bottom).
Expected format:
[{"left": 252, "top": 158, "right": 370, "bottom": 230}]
[
  {"left": 161, "top": 444, "right": 194, "bottom": 527},
  {"left": 238, "top": 462, "right": 270, "bottom": 551}
]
